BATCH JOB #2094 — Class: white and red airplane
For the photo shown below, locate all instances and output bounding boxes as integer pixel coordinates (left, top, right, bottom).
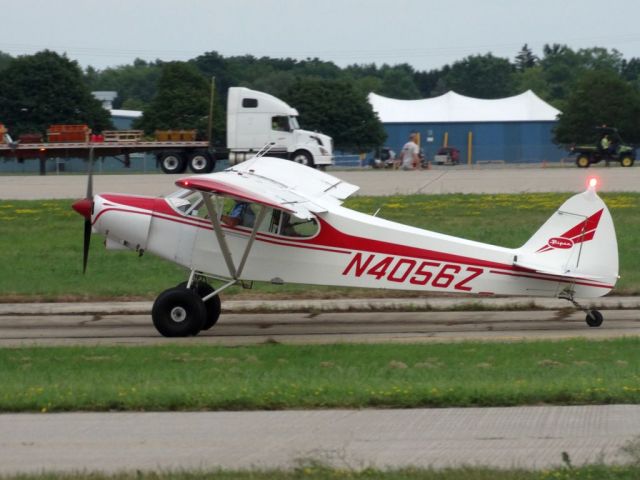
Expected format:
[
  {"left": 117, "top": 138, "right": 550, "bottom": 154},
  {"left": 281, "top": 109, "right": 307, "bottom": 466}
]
[{"left": 72, "top": 156, "right": 618, "bottom": 337}]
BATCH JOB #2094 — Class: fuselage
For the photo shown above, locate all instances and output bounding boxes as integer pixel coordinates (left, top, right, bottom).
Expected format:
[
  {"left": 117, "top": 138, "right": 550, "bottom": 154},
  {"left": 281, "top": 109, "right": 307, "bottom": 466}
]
[{"left": 90, "top": 191, "right": 614, "bottom": 299}]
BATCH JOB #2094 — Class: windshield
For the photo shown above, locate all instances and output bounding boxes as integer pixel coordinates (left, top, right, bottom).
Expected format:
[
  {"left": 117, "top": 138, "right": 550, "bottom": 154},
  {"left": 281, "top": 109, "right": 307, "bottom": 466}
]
[{"left": 289, "top": 116, "right": 300, "bottom": 130}]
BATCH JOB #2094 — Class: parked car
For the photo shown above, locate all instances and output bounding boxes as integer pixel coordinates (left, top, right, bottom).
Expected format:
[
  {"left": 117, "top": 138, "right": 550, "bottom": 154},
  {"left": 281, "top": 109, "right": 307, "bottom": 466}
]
[{"left": 433, "top": 146, "right": 460, "bottom": 165}]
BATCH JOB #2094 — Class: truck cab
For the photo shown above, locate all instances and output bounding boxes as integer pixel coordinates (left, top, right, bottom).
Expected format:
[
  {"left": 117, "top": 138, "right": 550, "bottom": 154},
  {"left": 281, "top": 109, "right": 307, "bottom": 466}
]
[{"left": 226, "top": 87, "right": 333, "bottom": 169}]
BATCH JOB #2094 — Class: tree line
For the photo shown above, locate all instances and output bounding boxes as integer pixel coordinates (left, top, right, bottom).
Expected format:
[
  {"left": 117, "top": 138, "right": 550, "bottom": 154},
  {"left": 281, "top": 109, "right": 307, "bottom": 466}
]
[{"left": 2, "top": 44, "right": 640, "bottom": 149}]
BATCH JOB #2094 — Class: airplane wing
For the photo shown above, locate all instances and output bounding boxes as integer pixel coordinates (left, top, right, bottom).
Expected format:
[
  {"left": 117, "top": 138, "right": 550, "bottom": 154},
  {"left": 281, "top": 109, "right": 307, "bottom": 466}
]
[
  {"left": 175, "top": 177, "right": 298, "bottom": 214},
  {"left": 176, "top": 156, "right": 360, "bottom": 219},
  {"left": 231, "top": 156, "right": 359, "bottom": 203}
]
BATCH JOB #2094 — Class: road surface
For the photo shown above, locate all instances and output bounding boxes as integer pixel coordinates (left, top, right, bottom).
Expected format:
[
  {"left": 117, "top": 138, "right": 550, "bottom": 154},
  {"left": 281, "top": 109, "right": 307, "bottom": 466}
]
[{"left": 2, "top": 164, "right": 640, "bottom": 199}]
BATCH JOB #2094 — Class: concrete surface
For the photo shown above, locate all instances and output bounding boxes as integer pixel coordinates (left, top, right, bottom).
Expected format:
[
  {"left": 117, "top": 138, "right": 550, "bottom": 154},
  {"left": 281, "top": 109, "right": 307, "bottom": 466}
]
[
  {"left": 1, "top": 295, "right": 638, "bottom": 315},
  {"left": 2, "top": 165, "right": 640, "bottom": 199},
  {"left": 1, "top": 406, "right": 638, "bottom": 473}
]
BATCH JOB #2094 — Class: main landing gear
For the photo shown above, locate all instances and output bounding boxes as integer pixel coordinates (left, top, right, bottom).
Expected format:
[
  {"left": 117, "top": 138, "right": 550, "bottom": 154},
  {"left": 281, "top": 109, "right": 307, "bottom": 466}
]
[
  {"left": 559, "top": 291, "right": 604, "bottom": 328},
  {"left": 152, "top": 274, "right": 223, "bottom": 337}
]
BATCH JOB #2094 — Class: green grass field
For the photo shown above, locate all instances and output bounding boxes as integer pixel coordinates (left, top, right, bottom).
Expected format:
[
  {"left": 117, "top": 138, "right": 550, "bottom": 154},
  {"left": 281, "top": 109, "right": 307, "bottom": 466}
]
[
  {"left": 0, "top": 192, "right": 638, "bottom": 301},
  {"left": 3, "top": 339, "right": 640, "bottom": 413}
]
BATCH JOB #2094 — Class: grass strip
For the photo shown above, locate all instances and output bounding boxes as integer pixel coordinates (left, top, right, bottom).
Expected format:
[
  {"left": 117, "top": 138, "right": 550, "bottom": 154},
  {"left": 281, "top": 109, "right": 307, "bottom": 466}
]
[
  {"left": 2, "top": 339, "right": 640, "bottom": 412},
  {"left": 2, "top": 465, "right": 640, "bottom": 479},
  {"left": 0, "top": 193, "right": 639, "bottom": 301}
]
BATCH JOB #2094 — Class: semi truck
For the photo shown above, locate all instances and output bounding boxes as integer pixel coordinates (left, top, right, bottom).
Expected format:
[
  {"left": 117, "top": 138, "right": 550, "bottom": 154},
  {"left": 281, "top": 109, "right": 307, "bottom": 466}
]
[
  {"left": 0, "top": 87, "right": 333, "bottom": 175},
  {"left": 0, "top": 125, "right": 214, "bottom": 175},
  {"left": 226, "top": 87, "right": 333, "bottom": 169}
]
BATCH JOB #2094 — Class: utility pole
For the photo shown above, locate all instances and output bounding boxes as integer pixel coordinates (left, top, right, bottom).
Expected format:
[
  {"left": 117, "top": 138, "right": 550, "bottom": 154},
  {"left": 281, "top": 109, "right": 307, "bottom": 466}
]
[{"left": 208, "top": 76, "right": 215, "bottom": 144}]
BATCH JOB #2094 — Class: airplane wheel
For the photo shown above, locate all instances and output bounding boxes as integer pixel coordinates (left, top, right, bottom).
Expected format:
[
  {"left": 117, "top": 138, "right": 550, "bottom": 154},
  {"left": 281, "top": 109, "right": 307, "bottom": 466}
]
[
  {"left": 152, "top": 287, "right": 205, "bottom": 337},
  {"left": 585, "top": 309, "right": 603, "bottom": 328},
  {"left": 178, "top": 281, "right": 221, "bottom": 330}
]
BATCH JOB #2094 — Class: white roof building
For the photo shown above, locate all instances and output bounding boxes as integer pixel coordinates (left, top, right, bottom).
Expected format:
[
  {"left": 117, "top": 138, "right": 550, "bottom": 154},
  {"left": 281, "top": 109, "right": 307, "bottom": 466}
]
[{"left": 368, "top": 90, "right": 561, "bottom": 123}]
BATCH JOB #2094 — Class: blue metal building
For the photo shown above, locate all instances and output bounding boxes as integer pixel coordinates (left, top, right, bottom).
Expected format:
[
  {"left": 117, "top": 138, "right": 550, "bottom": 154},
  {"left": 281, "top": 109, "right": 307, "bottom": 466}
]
[{"left": 369, "top": 90, "right": 564, "bottom": 164}]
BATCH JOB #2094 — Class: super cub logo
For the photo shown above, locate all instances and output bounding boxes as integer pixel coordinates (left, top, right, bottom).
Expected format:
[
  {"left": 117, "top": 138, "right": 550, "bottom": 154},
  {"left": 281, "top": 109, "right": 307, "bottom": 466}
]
[
  {"left": 547, "top": 237, "right": 573, "bottom": 249},
  {"left": 341, "top": 252, "right": 484, "bottom": 291}
]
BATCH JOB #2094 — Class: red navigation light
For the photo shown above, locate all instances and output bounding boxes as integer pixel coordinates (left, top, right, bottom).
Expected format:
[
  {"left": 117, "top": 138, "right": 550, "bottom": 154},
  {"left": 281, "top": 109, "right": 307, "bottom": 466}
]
[{"left": 588, "top": 177, "right": 598, "bottom": 189}]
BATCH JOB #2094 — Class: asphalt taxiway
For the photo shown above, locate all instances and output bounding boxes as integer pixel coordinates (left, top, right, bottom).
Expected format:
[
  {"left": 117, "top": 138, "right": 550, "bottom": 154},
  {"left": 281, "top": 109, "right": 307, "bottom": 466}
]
[{"left": 1, "top": 296, "right": 639, "bottom": 346}]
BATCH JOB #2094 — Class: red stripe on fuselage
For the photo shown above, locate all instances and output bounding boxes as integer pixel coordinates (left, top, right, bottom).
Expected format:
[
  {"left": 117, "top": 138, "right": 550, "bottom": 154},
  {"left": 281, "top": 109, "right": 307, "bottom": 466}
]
[{"left": 95, "top": 197, "right": 612, "bottom": 289}]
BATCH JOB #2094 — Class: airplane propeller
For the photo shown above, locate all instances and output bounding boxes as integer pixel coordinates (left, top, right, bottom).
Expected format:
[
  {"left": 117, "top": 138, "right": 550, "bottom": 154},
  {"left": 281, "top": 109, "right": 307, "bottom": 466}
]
[{"left": 71, "top": 148, "right": 95, "bottom": 273}]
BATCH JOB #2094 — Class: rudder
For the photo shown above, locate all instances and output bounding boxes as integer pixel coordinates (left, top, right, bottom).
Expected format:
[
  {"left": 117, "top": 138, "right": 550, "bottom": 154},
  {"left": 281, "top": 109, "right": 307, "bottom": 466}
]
[{"left": 515, "top": 185, "right": 618, "bottom": 297}]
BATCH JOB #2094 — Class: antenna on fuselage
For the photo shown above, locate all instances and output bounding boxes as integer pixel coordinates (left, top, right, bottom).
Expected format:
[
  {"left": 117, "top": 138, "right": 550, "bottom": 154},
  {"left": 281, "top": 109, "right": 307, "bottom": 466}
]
[{"left": 253, "top": 142, "right": 276, "bottom": 159}]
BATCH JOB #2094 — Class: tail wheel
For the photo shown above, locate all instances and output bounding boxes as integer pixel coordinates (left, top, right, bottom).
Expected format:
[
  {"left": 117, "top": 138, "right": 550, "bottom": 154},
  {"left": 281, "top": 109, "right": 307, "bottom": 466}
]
[
  {"left": 576, "top": 155, "right": 591, "bottom": 168},
  {"left": 159, "top": 152, "right": 187, "bottom": 174},
  {"left": 585, "top": 310, "right": 603, "bottom": 328},
  {"left": 188, "top": 152, "right": 215, "bottom": 173},
  {"left": 177, "top": 281, "right": 221, "bottom": 330},
  {"left": 291, "top": 150, "right": 314, "bottom": 168},
  {"left": 621, "top": 156, "right": 635, "bottom": 167},
  {"left": 152, "top": 287, "right": 205, "bottom": 337}
]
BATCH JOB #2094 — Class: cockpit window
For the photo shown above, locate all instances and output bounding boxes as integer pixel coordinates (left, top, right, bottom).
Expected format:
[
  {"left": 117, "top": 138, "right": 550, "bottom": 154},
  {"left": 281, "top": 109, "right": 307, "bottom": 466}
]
[
  {"left": 167, "top": 191, "right": 319, "bottom": 237},
  {"left": 269, "top": 209, "right": 318, "bottom": 237},
  {"left": 167, "top": 190, "right": 218, "bottom": 220}
]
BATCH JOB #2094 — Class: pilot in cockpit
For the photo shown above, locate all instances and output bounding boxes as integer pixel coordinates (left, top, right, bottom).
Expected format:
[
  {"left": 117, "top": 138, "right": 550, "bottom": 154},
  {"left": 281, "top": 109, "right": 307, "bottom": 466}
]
[{"left": 221, "top": 201, "right": 255, "bottom": 227}]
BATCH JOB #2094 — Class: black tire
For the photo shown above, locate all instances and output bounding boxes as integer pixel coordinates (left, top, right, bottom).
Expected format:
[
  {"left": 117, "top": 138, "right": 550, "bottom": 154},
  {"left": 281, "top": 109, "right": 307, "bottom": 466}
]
[
  {"left": 177, "top": 281, "right": 221, "bottom": 330},
  {"left": 188, "top": 151, "right": 215, "bottom": 173},
  {"left": 159, "top": 152, "right": 187, "bottom": 174},
  {"left": 152, "top": 287, "right": 206, "bottom": 337},
  {"left": 291, "top": 150, "right": 314, "bottom": 168},
  {"left": 576, "top": 155, "right": 591, "bottom": 168},
  {"left": 621, "top": 156, "right": 635, "bottom": 167},
  {"left": 585, "top": 309, "right": 603, "bottom": 328}
]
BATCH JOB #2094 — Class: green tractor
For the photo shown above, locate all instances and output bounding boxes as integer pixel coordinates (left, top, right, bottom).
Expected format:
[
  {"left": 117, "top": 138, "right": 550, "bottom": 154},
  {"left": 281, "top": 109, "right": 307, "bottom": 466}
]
[{"left": 569, "top": 127, "right": 635, "bottom": 168}]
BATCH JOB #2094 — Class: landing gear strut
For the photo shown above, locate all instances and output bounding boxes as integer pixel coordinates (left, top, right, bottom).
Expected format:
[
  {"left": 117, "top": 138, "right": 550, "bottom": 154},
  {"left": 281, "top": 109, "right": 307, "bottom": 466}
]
[
  {"left": 178, "top": 280, "right": 222, "bottom": 330},
  {"left": 559, "top": 291, "right": 604, "bottom": 328}
]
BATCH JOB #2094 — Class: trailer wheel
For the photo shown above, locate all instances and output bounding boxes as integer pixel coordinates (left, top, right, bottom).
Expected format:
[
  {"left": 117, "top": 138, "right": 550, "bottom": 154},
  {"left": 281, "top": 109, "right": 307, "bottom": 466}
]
[
  {"left": 188, "top": 151, "right": 214, "bottom": 173},
  {"left": 291, "top": 150, "right": 314, "bottom": 168},
  {"left": 159, "top": 152, "right": 187, "bottom": 174},
  {"left": 576, "top": 155, "right": 591, "bottom": 168}
]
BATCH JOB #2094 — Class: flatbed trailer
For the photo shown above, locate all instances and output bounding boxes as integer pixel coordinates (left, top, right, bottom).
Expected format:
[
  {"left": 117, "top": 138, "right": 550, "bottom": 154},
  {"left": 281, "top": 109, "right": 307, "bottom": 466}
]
[{"left": 0, "top": 140, "right": 216, "bottom": 175}]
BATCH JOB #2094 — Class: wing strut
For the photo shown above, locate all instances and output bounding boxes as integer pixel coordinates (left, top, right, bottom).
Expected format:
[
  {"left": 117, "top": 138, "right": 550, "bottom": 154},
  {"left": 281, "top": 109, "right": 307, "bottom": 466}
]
[
  {"left": 202, "top": 193, "right": 237, "bottom": 279},
  {"left": 200, "top": 192, "right": 268, "bottom": 294},
  {"left": 237, "top": 206, "right": 268, "bottom": 278}
]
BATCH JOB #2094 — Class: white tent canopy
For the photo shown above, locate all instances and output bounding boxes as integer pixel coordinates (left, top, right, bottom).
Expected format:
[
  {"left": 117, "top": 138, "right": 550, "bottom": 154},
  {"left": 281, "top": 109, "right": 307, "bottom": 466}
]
[{"left": 368, "top": 90, "right": 561, "bottom": 123}]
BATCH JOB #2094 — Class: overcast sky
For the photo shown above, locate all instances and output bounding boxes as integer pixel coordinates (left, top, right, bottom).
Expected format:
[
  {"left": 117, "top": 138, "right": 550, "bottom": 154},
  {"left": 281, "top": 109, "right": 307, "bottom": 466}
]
[{"left": 2, "top": 0, "right": 640, "bottom": 72}]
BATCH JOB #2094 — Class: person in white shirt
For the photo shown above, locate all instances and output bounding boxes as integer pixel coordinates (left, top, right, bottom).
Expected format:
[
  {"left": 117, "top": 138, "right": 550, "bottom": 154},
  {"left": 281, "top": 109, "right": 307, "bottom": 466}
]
[{"left": 400, "top": 133, "right": 420, "bottom": 170}]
